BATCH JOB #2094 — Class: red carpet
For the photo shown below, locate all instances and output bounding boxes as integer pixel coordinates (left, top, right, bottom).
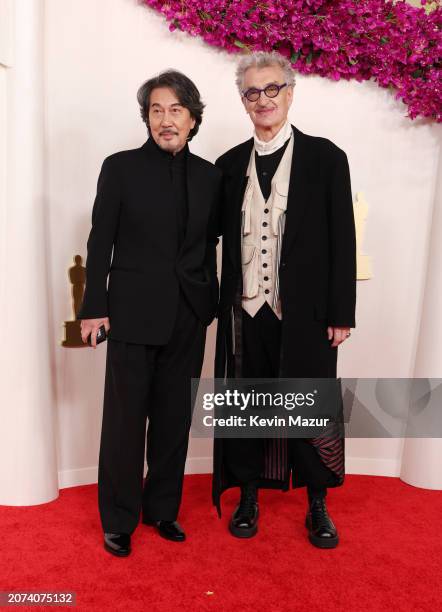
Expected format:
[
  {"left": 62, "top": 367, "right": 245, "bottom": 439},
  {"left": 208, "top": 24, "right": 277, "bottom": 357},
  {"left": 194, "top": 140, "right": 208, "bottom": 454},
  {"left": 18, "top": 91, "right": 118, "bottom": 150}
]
[{"left": 1, "top": 474, "right": 441, "bottom": 611}]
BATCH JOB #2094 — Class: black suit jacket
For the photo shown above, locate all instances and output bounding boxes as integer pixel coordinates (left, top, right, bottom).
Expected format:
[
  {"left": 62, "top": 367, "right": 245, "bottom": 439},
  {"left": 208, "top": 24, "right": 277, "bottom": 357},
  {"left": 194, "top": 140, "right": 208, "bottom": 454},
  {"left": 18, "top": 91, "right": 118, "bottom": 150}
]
[{"left": 78, "top": 138, "right": 222, "bottom": 345}]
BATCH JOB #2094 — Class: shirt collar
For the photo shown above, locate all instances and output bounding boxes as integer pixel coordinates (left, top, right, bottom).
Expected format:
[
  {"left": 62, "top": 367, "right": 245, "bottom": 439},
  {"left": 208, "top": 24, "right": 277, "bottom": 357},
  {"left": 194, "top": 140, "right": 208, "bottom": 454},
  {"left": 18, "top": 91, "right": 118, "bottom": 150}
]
[
  {"left": 146, "top": 136, "right": 189, "bottom": 161},
  {"left": 253, "top": 120, "right": 292, "bottom": 156}
]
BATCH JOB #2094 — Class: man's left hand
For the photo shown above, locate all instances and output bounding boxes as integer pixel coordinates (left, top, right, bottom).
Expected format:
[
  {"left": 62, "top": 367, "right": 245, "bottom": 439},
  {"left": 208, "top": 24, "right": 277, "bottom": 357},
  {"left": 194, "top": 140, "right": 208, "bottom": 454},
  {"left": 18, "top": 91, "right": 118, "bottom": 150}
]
[{"left": 327, "top": 326, "right": 351, "bottom": 348}]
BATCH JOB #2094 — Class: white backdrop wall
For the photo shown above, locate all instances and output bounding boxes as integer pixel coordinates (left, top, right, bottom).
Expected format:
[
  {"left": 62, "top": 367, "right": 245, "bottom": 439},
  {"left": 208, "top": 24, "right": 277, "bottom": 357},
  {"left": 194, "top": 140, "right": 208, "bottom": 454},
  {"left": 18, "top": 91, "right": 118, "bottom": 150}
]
[
  {"left": 1, "top": 0, "right": 58, "bottom": 505},
  {"left": 1, "top": 0, "right": 440, "bottom": 503},
  {"left": 47, "top": 0, "right": 442, "bottom": 486}
]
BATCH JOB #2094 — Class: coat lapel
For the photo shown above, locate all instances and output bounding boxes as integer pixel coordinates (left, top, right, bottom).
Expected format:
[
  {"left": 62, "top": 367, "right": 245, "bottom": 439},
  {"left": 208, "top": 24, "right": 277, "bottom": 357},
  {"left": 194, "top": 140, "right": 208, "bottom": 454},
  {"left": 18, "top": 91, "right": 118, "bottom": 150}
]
[
  {"left": 226, "top": 139, "right": 253, "bottom": 270},
  {"left": 280, "top": 126, "right": 314, "bottom": 260}
]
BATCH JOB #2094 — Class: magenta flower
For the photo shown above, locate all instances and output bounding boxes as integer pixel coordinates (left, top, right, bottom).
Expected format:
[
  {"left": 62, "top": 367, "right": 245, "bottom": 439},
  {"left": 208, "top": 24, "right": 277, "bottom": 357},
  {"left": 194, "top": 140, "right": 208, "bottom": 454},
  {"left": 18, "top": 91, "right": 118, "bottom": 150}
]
[{"left": 143, "top": 0, "right": 441, "bottom": 122}]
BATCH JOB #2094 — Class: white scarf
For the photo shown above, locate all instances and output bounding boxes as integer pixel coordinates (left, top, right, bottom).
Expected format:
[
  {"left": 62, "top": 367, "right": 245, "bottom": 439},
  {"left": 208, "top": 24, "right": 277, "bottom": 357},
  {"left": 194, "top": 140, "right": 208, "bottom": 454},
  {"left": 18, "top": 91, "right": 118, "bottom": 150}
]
[{"left": 253, "top": 120, "right": 292, "bottom": 156}]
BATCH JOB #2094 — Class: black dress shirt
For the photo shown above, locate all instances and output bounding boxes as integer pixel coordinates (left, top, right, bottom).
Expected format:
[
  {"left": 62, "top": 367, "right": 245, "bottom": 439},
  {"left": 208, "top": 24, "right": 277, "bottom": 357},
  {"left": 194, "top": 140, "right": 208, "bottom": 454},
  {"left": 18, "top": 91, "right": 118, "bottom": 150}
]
[{"left": 150, "top": 138, "right": 189, "bottom": 247}]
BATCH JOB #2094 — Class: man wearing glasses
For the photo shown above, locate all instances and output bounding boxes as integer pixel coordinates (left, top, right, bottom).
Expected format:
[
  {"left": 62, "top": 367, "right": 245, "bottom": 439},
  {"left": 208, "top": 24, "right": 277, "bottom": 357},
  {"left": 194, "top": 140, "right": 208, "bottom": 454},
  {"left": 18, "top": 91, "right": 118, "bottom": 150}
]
[{"left": 213, "top": 52, "right": 356, "bottom": 548}]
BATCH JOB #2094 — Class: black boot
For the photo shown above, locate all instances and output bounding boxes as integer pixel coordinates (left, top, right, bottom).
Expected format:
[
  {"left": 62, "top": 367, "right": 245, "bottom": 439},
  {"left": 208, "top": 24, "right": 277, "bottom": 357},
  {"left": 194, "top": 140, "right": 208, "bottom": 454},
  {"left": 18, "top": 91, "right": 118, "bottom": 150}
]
[
  {"left": 305, "top": 496, "right": 339, "bottom": 548},
  {"left": 229, "top": 483, "right": 259, "bottom": 538}
]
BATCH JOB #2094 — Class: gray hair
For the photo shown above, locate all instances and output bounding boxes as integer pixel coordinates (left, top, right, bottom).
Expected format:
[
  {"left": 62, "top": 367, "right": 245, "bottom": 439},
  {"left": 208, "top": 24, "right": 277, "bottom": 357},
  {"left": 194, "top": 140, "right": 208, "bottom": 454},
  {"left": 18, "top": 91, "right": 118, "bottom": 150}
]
[{"left": 235, "top": 51, "right": 296, "bottom": 95}]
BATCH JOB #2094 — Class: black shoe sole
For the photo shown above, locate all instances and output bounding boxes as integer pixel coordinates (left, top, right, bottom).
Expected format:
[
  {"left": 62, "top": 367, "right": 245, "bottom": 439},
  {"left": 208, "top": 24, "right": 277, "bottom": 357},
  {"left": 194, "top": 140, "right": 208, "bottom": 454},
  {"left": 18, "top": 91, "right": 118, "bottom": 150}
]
[
  {"left": 157, "top": 532, "right": 186, "bottom": 542},
  {"left": 104, "top": 542, "right": 131, "bottom": 557},
  {"left": 307, "top": 533, "right": 339, "bottom": 548},
  {"left": 229, "top": 522, "right": 258, "bottom": 538}
]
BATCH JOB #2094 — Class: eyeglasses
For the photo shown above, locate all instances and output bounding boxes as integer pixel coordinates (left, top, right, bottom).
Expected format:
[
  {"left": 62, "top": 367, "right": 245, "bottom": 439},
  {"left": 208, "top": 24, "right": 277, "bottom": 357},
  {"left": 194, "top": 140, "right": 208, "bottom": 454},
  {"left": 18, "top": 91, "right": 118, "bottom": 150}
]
[{"left": 242, "top": 82, "right": 287, "bottom": 102}]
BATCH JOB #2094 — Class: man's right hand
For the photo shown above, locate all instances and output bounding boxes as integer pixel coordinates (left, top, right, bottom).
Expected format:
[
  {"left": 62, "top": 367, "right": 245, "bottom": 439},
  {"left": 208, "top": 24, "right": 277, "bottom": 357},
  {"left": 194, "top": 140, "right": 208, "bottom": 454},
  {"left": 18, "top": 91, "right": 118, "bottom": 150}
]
[{"left": 80, "top": 317, "right": 110, "bottom": 349}]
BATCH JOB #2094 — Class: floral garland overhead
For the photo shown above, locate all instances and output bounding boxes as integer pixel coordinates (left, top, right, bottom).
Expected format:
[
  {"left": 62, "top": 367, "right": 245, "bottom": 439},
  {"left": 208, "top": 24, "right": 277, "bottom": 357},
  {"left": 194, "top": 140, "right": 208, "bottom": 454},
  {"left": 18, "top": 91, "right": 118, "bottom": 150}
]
[{"left": 143, "top": 0, "right": 441, "bottom": 122}]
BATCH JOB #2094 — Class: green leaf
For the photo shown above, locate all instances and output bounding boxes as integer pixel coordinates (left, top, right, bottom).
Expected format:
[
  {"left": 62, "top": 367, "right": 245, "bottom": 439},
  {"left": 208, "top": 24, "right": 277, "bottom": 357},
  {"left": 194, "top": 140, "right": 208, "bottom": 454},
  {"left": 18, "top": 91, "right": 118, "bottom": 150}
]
[
  {"left": 306, "top": 52, "right": 313, "bottom": 64},
  {"left": 234, "top": 40, "right": 247, "bottom": 49},
  {"left": 245, "top": 7, "right": 257, "bottom": 17},
  {"left": 291, "top": 51, "right": 300, "bottom": 63}
]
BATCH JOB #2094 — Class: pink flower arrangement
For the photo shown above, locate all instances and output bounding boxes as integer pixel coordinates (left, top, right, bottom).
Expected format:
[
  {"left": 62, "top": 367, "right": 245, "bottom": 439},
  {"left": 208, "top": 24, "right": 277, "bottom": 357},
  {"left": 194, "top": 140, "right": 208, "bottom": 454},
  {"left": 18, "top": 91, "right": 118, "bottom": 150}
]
[{"left": 143, "top": 0, "right": 441, "bottom": 122}]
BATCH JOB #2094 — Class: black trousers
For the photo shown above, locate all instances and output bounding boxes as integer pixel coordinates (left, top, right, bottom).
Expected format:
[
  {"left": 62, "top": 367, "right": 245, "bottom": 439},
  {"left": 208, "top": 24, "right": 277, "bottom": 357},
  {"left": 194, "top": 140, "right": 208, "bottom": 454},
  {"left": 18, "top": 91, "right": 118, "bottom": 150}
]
[
  {"left": 98, "top": 294, "right": 206, "bottom": 535},
  {"left": 223, "top": 302, "right": 338, "bottom": 500}
]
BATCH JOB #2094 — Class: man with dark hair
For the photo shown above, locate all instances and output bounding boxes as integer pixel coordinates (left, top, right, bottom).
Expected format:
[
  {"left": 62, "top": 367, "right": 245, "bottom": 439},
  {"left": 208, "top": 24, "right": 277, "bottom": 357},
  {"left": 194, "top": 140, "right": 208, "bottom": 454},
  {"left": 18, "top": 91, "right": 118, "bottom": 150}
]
[{"left": 78, "top": 70, "right": 221, "bottom": 557}]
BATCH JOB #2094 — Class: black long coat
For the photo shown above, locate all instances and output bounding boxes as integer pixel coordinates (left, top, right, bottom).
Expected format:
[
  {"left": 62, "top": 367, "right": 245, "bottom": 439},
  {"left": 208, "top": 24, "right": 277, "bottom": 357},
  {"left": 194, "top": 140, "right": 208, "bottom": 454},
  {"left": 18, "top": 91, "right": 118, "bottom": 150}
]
[{"left": 212, "top": 125, "right": 357, "bottom": 514}]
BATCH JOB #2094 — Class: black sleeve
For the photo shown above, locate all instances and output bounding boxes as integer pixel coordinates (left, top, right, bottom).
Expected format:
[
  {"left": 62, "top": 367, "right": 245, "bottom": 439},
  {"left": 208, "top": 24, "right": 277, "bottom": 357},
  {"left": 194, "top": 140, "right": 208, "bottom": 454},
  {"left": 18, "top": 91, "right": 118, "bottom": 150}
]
[
  {"left": 327, "top": 149, "right": 357, "bottom": 328},
  {"left": 77, "top": 156, "right": 121, "bottom": 319},
  {"left": 204, "top": 172, "right": 222, "bottom": 305},
  {"left": 215, "top": 156, "right": 229, "bottom": 240}
]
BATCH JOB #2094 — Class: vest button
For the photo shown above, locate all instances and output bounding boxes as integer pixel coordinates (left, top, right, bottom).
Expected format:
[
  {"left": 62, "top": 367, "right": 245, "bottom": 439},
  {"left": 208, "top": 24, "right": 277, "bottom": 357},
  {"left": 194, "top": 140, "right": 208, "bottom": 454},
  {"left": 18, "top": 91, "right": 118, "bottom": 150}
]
[
  {"left": 262, "top": 221, "right": 268, "bottom": 227},
  {"left": 264, "top": 276, "right": 269, "bottom": 281},
  {"left": 264, "top": 289, "right": 270, "bottom": 294},
  {"left": 262, "top": 249, "right": 267, "bottom": 254},
  {"left": 264, "top": 208, "right": 269, "bottom": 214},
  {"left": 262, "top": 236, "right": 267, "bottom": 241}
]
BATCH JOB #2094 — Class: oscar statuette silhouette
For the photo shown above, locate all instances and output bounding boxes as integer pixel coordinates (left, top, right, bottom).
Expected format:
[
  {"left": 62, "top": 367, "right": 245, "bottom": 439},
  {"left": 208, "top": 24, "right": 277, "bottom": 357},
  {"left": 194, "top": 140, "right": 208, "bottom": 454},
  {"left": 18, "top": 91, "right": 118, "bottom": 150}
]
[{"left": 62, "top": 255, "right": 87, "bottom": 347}]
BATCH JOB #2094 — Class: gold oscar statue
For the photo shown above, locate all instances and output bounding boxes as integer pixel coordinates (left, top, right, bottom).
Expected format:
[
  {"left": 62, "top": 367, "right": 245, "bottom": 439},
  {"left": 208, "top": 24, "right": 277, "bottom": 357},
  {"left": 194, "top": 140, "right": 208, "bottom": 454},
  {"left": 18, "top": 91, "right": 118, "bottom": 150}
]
[
  {"left": 354, "top": 192, "right": 373, "bottom": 280},
  {"left": 62, "top": 255, "right": 87, "bottom": 347}
]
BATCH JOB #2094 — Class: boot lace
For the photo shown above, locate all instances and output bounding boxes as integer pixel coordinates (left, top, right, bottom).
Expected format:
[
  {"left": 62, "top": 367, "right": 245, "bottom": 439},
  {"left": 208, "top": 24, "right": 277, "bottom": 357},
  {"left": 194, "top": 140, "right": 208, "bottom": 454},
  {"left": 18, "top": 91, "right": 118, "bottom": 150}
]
[
  {"left": 238, "top": 486, "right": 257, "bottom": 518},
  {"left": 310, "top": 497, "right": 330, "bottom": 528}
]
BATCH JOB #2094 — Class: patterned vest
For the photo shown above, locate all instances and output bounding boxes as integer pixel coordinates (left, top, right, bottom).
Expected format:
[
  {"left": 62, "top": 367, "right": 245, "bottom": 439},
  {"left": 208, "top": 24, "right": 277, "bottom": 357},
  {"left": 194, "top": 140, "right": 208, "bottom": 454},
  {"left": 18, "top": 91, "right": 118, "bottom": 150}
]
[{"left": 241, "top": 133, "right": 294, "bottom": 319}]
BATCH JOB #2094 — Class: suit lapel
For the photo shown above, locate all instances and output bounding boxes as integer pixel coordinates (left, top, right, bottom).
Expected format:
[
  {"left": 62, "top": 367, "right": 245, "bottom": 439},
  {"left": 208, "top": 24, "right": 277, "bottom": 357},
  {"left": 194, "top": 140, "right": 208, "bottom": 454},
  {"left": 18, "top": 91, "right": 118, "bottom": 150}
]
[{"left": 280, "top": 126, "right": 314, "bottom": 260}]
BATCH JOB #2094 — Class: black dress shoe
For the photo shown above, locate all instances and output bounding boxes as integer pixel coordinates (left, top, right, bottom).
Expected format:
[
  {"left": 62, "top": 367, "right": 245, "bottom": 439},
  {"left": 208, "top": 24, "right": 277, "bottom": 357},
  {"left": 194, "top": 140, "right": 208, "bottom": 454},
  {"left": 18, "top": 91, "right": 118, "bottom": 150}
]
[
  {"left": 229, "top": 483, "right": 259, "bottom": 538},
  {"left": 305, "top": 497, "right": 339, "bottom": 549},
  {"left": 103, "top": 532, "right": 131, "bottom": 557},
  {"left": 143, "top": 518, "right": 186, "bottom": 542}
]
